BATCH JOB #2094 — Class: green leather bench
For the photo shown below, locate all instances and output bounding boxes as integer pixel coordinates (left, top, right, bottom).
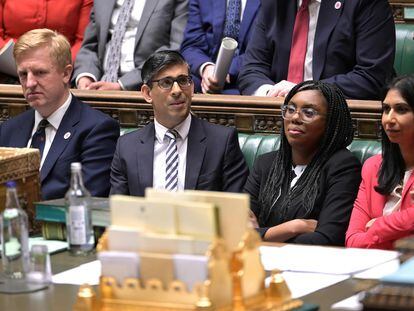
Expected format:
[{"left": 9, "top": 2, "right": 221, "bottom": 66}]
[
  {"left": 395, "top": 24, "right": 414, "bottom": 75},
  {"left": 238, "top": 133, "right": 381, "bottom": 169}
]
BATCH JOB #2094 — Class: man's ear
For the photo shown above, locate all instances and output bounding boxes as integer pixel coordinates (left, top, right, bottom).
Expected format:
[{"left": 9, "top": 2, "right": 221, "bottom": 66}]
[
  {"left": 141, "top": 84, "right": 153, "bottom": 103},
  {"left": 62, "top": 64, "right": 73, "bottom": 84}
]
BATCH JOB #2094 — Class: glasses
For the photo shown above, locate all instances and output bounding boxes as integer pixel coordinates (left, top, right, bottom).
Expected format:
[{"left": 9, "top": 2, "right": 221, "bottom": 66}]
[
  {"left": 150, "top": 75, "right": 193, "bottom": 90},
  {"left": 281, "top": 104, "right": 325, "bottom": 123}
]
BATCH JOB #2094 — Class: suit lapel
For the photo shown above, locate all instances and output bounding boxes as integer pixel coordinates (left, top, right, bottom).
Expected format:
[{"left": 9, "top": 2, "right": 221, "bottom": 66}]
[
  {"left": 9, "top": 111, "right": 34, "bottom": 147},
  {"left": 98, "top": 0, "right": 117, "bottom": 57},
  {"left": 278, "top": 0, "right": 297, "bottom": 79},
  {"left": 136, "top": 123, "right": 155, "bottom": 191},
  {"left": 238, "top": 0, "right": 260, "bottom": 46},
  {"left": 313, "top": 0, "right": 343, "bottom": 79},
  {"left": 40, "top": 97, "right": 80, "bottom": 182},
  {"left": 135, "top": 0, "right": 160, "bottom": 46},
  {"left": 185, "top": 117, "right": 207, "bottom": 189},
  {"left": 213, "top": 0, "right": 226, "bottom": 50}
]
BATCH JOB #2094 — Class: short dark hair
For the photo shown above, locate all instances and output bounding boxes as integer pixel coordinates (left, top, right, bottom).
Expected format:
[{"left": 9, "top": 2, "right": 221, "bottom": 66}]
[
  {"left": 141, "top": 50, "right": 189, "bottom": 86},
  {"left": 258, "top": 80, "right": 354, "bottom": 225},
  {"left": 376, "top": 75, "right": 414, "bottom": 195}
]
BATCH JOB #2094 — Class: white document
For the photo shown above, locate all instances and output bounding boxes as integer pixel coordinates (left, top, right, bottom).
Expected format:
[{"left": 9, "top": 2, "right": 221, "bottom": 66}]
[
  {"left": 266, "top": 272, "right": 349, "bottom": 299},
  {"left": 52, "top": 260, "right": 101, "bottom": 285},
  {"left": 353, "top": 259, "right": 400, "bottom": 279},
  {"left": 173, "top": 254, "right": 208, "bottom": 291},
  {"left": 260, "top": 245, "right": 399, "bottom": 274},
  {"left": 331, "top": 293, "right": 363, "bottom": 311},
  {"left": 213, "top": 37, "right": 238, "bottom": 88}
]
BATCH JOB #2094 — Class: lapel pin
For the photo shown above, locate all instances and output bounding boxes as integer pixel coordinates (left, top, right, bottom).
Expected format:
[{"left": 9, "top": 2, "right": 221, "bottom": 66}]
[
  {"left": 334, "top": 1, "right": 342, "bottom": 9},
  {"left": 64, "top": 132, "right": 71, "bottom": 140}
]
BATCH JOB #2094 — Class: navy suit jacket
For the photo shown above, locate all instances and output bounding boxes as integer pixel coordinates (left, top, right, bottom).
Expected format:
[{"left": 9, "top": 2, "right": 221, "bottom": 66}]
[
  {"left": 238, "top": 0, "right": 395, "bottom": 100},
  {"left": 180, "top": 0, "right": 260, "bottom": 94},
  {"left": 110, "top": 116, "right": 249, "bottom": 196},
  {"left": 0, "top": 96, "right": 120, "bottom": 200}
]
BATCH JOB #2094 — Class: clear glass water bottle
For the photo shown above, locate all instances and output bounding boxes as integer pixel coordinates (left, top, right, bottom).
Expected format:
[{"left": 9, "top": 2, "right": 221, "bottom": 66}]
[
  {"left": 1, "top": 181, "right": 30, "bottom": 279},
  {"left": 65, "top": 162, "right": 94, "bottom": 255}
]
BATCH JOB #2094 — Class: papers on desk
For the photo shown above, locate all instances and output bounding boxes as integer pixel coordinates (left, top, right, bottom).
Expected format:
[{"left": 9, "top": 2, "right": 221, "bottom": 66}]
[
  {"left": 52, "top": 260, "right": 101, "bottom": 285},
  {"left": 266, "top": 272, "right": 349, "bottom": 299},
  {"left": 260, "top": 245, "right": 399, "bottom": 274}
]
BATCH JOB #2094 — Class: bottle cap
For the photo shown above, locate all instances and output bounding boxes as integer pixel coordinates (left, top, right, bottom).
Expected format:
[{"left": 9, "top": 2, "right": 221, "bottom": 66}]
[
  {"left": 5, "top": 180, "right": 16, "bottom": 188},
  {"left": 71, "top": 162, "right": 82, "bottom": 171}
]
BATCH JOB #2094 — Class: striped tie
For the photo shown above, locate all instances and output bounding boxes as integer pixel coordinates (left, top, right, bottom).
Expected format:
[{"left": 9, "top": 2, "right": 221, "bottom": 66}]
[{"left": 165, "top": 130, "right": 179, "bottom": 191}]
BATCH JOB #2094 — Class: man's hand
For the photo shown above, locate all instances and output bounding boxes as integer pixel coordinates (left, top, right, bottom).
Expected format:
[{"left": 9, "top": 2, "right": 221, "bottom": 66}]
[
  {"left": 87, "top": 81, "right": 122, "bottom": 91},
  {"left": 77, "top": 76, "right": 94, "bottom": 90},
  {"left": 201, "top": 64, "right": 230, "bottom": 94},
  {"left": 267, "top": 80, "right": 296, "bottom": 97}
]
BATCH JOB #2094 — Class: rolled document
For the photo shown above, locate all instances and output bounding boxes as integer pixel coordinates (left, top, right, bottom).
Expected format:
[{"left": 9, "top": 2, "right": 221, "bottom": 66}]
[{"left": 213, "top": 37, "right": 238, "bottom": 89}]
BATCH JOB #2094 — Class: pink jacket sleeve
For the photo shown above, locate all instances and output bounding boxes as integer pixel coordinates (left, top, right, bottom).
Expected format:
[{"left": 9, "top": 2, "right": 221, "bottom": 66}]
[{"left": 346, "top": 155, "right": 414, "bottom": 249}]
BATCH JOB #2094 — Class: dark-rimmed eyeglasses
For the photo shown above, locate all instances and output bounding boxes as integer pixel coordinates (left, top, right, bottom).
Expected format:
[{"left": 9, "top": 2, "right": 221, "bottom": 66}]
[
  {"left": 281, "top": 104, "right": 325, "bottom": 123},
  {"left": 150, "top": 75, "right": 193, "bottom": 90}
]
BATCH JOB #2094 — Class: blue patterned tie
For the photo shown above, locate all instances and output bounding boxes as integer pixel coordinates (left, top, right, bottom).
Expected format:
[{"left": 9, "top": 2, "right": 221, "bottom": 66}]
[
  {"left": 223, "top": 0, "right": 241, "bottom": 40},
  {"left": 102, "top": 0, "right": 134, "bottom": 82},
  {"left": 165, "top": 130, "right": 179, "bottom": 191},
  {"left": 30, "top": 119, "right": 49, "bottom": 158}
]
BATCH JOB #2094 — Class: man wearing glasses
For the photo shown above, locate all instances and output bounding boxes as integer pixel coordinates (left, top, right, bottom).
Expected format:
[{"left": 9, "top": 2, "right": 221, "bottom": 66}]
[{"left": 110, "top": 50, "right": 249, "bottom": 196}]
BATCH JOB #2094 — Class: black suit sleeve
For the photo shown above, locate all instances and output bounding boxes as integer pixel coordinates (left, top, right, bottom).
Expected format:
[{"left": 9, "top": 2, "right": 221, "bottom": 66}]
[
  {"left": 110, "top": 138, "right": 130, "bottom": 195},
  {"left": 221, "top": 128, "right": 249, "bottom": 192},
  {"left": 81, "top": 117, "right": 120, "bottom": 197}
]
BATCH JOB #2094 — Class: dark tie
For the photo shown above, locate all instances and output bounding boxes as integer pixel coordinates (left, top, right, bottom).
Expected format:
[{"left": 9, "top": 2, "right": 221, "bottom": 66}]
[
  {"left": 102, "top": 0, "right": 135, "bottom": 82},
  {"left": 30, "top": 119, "right": 49, "bottom": 158},
  {"left": 165, "top": 130, "right": 179, "bottom": 191},
  {"left": 223, "top": 0, "right": 241, "bottom": 40},
  {"left": 287, "top": 0, "right": 310, "bottom": 83}
]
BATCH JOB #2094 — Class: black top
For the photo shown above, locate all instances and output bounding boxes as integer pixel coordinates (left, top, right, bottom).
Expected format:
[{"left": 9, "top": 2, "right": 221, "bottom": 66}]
[{"left": 244, "top": 148, "right": 362, "bottom": 246}]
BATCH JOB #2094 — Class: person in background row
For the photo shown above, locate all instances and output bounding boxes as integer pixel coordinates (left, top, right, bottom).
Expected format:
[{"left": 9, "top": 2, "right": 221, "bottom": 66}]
[
  {"left": 245, "top": 80, "right": 361, "bottom": 246},
  {"left": 0, "top": 29, "right": 119, "bottom": 200},
  {"left": 238, "top": 0, "right": 395, "bottom": 100},
  {"left": 73, "top": 0, "right": 188, "bottom": 91},
  {"left": 110, "top": 50, "right": 249, "bottom": 196},
  {"left": 346, "top": 75, "right": 414, "bottom": 250},
  {"left": 180, "top": 0, "right": 260, "bottom": 94}
]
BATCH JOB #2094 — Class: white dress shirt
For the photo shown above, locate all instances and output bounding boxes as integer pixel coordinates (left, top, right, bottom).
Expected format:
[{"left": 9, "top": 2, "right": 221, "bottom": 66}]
[
  {"left": 383, "top": 169, "right": 413, "bottom": 216},
  {"left": 152, "top": 114, "right": 192, "bottom": 191},
  {"left": 27, "top": 93, "right": 72, "bottom": 169},
  {"left": 253, "top": 0, "right": 321, "bottom": 96}
]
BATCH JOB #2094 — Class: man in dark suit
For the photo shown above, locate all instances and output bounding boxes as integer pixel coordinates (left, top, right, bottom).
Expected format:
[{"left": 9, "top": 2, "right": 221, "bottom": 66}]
[
  {"left": 110, "top": 50, "right": 249, "bottom": 196},
  {"left": 73, "top": 0, "right": 188, "bottom": 91},
  {"left": 0, "top": 29, "right": 120, "bottom": 200},
  {"left": 238, "top": 0, "right": 395, "bottom": 100},
  {"left": 180, "top": 0, "right": 260, "bottom": 94}
]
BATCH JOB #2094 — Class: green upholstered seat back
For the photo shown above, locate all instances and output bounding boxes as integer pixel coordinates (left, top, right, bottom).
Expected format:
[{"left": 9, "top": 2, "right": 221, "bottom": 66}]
[
  {"left": 238, "top": 133, "right": 381, "bottom": 170},
  {"left": 395, "top": 24, "right": 414, "bottom": 75}
]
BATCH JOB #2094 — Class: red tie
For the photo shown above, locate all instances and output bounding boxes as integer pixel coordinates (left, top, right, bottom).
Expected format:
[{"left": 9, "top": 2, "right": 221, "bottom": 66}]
[{"left": 287, "top": 0, "right": 310, "bottom": 83}]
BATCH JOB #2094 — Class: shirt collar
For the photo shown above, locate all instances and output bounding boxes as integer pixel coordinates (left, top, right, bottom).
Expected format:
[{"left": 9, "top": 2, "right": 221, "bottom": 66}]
[
  {"left": 154, "top": 113, "right": 192, "bottom": 143},
  {"left": 34, "top": 93, "right": 72, "bottom": 131}
]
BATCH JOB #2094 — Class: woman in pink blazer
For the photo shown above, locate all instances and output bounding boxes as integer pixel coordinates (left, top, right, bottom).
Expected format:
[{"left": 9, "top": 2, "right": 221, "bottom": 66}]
[{"left": 346, "top": 75, "right": 414, "bottom": 250}]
